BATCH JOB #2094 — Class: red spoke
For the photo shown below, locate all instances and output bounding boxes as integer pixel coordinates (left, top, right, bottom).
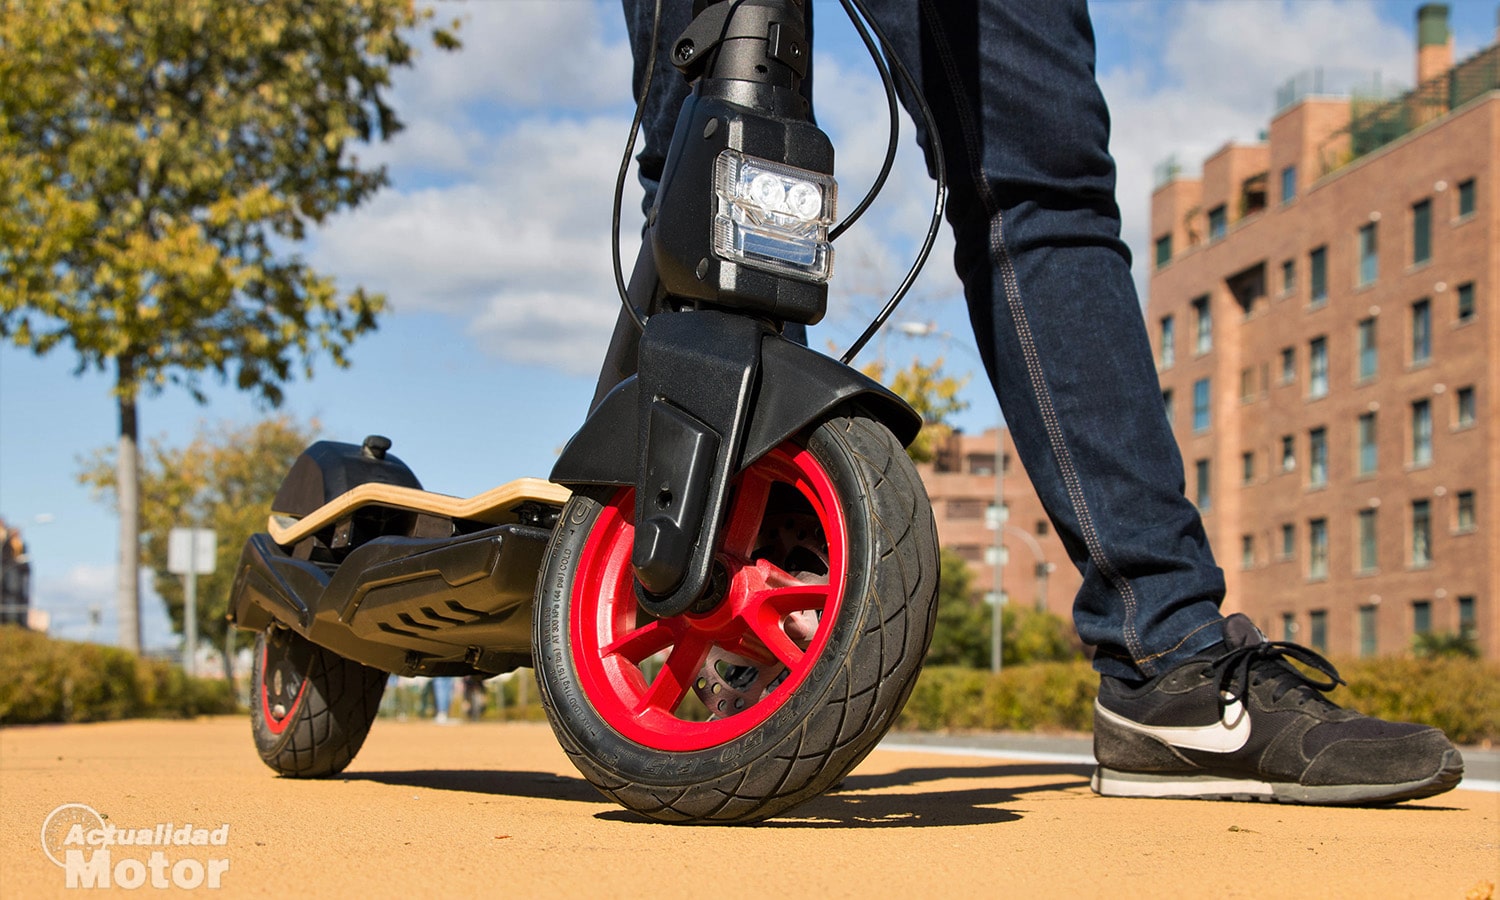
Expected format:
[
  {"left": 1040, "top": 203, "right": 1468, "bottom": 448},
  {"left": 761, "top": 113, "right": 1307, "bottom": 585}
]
[
  {"left": 635, "top": 634, "right": 711, "bottom": 715},
  {"left": 721, "top": 469, "right": 773, "bottom": 558},
  {"left": 601, "top": 619, "right": 677, "bottom": 665},
  {"left": 743, "top": 603, "right": 807, "bottom": 669},
  {"left": 760, "top": 583, "right": 832, "bottom": 616}
]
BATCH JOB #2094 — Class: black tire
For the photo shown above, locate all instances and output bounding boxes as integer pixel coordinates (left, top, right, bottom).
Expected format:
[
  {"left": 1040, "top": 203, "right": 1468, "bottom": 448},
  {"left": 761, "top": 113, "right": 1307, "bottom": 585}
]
[
  {"left": 535, "top": 411, "right": 940, "bottom": 823},
  {"left": 250, "top": 626, "right": 386, "bottom": 778}
]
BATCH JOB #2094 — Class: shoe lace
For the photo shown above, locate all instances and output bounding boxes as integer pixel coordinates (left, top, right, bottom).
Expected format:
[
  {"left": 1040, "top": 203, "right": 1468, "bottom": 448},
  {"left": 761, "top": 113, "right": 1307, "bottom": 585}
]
[{"left": 1208, "top": 641, "right": 1346, "bottom": 708}]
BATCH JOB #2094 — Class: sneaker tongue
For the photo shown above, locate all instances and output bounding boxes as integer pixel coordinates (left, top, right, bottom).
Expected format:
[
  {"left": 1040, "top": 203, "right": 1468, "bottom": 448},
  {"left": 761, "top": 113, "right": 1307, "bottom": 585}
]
[{"left": 1222, "top": 613, "right": 1267, "bottom": 650}]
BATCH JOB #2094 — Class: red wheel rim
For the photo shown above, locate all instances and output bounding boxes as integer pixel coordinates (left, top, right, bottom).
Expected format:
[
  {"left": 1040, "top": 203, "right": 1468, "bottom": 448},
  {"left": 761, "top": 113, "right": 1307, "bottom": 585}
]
[
  {"left": 259, "top": 639, "right": 308, "bottom": 736},
  {"left": 570, "top": 443, "right": 848, "bottom": 751}
]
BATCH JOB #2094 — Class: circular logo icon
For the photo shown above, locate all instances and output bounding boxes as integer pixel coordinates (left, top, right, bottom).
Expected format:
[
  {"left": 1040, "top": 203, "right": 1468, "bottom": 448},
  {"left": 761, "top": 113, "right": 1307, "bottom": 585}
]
[{"left": 40, "top": 803, "right": 105, "bottom": 868}]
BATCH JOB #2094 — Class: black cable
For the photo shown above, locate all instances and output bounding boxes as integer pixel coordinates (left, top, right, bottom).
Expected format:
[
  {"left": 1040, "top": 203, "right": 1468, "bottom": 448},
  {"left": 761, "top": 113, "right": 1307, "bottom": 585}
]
[
  {"left": 610, "top": 0, "right": 664, "bottom": 334},
  {"left": 838, "top": 0, "right": 948, "bottom": 366},
  {"left": 828, "top": 0, "right": 898, "bottom": 242}
]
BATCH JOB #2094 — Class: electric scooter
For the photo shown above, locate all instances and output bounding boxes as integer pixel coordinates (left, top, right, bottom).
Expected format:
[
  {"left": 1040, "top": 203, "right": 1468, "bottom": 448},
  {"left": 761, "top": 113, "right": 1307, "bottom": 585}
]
[{"left": 229, "top": 0, "right": 946, "bottom": 824}]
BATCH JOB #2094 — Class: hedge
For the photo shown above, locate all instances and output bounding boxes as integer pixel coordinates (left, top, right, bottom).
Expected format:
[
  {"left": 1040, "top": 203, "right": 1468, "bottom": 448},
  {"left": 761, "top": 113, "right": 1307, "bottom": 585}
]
[
  {"left": 898, "top": 656, "right": 1500, "bottom": 745},
  {"left": 0, "top": 626, "right": 237, "bottom": 724}
]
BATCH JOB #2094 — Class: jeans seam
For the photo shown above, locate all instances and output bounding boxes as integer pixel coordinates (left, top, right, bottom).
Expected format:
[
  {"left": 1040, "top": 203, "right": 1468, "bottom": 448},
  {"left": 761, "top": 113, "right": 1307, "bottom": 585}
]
[
  {"left": 1135, "top": 618, "right": 1220, "bottom": 666},
  {"left": 919, "top": 0, "right": 1150, "bottom": 672}
]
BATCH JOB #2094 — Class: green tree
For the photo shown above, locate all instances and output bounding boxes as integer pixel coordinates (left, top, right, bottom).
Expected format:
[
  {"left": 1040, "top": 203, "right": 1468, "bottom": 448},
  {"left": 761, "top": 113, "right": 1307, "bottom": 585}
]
[
  {"left": 80, "top": 416, "right": 318, "bottom": 678},
  {"left": 861, "top": 357, "right": 969, "bottom": 463},
  {"left": 927, "top": 548, "right": 989, "bottom": 667},
  {"left": 0, "top": 0, "right": 458, "bottom": 651}
]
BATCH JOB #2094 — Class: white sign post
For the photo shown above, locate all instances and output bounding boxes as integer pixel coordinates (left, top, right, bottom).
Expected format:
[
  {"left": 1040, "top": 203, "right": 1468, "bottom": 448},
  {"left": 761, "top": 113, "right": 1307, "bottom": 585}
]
[{"left": 168, "top": 528, "right": 217, "bottom": 677}]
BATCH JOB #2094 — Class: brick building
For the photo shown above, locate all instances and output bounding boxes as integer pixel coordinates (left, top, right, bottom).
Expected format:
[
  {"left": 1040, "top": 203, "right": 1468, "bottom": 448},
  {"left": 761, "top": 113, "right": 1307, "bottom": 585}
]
[
  {"left": 917, "top": 428, "right": 1082, "bottom": 622},
  {"left": 1147, "top": 5, "right": 1497, "bottom": 658}
]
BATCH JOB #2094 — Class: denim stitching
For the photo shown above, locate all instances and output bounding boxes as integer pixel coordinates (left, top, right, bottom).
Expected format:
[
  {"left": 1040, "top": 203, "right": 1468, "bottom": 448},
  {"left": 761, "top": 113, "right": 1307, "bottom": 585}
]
[{"left": 918, "top": 0, "right": 1150, "bottom": 670}]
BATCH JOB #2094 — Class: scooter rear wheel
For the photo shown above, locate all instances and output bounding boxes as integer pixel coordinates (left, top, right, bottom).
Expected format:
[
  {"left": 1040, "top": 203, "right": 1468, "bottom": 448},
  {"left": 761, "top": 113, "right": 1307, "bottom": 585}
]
[
  {"left": 249, "top": 626, "right": 387, "bottom": 778},
  {"left": 535, "top": 410, "right": 939, "bottom": 823}
]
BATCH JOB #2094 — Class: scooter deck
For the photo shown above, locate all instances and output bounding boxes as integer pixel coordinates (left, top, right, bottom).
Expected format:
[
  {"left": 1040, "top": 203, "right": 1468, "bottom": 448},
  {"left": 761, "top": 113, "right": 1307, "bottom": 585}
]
[{"left": 267, "top": 477, "right": 572, "bottom": 547}]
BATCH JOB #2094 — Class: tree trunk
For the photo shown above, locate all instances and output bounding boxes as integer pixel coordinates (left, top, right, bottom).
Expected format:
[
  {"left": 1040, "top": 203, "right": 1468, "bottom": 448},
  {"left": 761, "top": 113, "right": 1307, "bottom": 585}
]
[{"left": 116, "top": 358, "right": 142, "bottom": 653}]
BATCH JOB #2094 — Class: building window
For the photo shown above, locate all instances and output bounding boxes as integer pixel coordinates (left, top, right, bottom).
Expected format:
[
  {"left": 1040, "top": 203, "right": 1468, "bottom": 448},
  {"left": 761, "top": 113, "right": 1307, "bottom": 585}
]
[
  {"left": 1457, "top": 282, "right": 1475, "bottom": 323},
  {"left": 1280, "top": 166, "right": 1297, "bottom": 205},
  {"left": 1457, "top": 178, "right": 1476, "bottom": 218},
  {"left": 1241, "top": 451, "right": 1255, "bottom": 485},
  {"left": 1456, "top": 385, "right": 1476, "bottom": 429},
  {"left": 1309, "top": 518, "right": 1329, "bottom": 580},
  {"left": 1413, "top": 600, "right": 1432, "bottom": 636},
  {"left": 1357, "top": 411, "right": 1378, "bottom": 476},
  {"left": 1411, "top": 499, "right": 1432, "bottom": 567},
  {"left": 1162, "top": 389, "right": 1174, "bottom": 426},
  {"left": 1281, "top": 259, "right": 1296, "bottom": 296},
  {"left": 1357, "top": 222, "right": 1378, "bottom": 287},
  {"left": 1458, "top": 596, "right": 1476, "bottom": 636},
  {"left": 1411, "top": 298, "right": 1431, "bottom": 365},
  {"left": 946, "top": 498, "right": 986, "bottom": 520},
  {"left": 1309, "top": 246, "right": 1328, "bottom": 304},
  {"left": 1455, "top": 490, "right": 1476, "bottom": 533},
  {"left": 1281, "top": 523, "right": 1296, "bottom": 559},
  {"left": 1308, "top": 427, "right": 1328, "bottom": 487},
  {"left": 1280, "top": 434, "right": 1296, "bottom": 472},
  {"left": 1241, "top": 534, "right": 1255, "bottom": 569},
  {"left": 1308, "top": 336, "right": 1328, "bottom": 399},
  {"left": 1159, "top": 315, "right": 1175, "bottom": 368},
  {"left": 1358, "top": 508, "right": 1378, "bottom": 573},
  {"left": 1281, "top": 612, "right": 1297, "bottom": 642},
  {"left": 1192, "top": 295, "right": 1212, "bottom": 354},
  {"left": 1279, "top": 346, "right": 1295, "bottom": 385},
  {"left": 1356, "top": 317, "right": 1377, "bottom": 381},
  {"left": 1309, "top": 609, "right": 1328, "bottom": 652},
  {"left": 1194, "top": 458, "right": 1212, "bottom": 511},
  {"left": 1154, "top": 233, "right": 1173, "bottom": 270},
  {"left": 1411, "top": 199, "right": 1432, "bottom": 265},
  {"left": 1358, "top": 605, "right": 1377, "bottom": 658},
  {"left": 1192, "top": 378, "right": 1211, "bottom": 432},
  {"left": 1208, "top": 204, "right": 1227, "bottom": 241},
  {"left": 1239, "top": 368, "right": 1256, "bottom": 403},
  {"left": 1412, "top": 399, "right": 1433, "bottom": 466}
]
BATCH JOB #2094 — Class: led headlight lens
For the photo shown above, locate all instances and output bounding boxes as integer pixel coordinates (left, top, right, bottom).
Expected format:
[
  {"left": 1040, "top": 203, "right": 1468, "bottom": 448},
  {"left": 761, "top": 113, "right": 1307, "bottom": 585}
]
[{"left": 713, "top": 151, "right": 837, "bottom": 283}]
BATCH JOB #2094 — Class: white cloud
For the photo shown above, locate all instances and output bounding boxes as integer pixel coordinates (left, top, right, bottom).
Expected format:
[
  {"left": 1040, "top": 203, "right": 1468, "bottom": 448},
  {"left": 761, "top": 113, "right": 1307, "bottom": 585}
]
[{"left": 317, "top": 114, "right": 637, "bottom": 374}]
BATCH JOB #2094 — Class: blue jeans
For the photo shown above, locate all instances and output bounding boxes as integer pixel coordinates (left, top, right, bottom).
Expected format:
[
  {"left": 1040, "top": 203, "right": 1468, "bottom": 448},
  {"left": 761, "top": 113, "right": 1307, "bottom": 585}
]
[{"left": 618, "top": 0, "right": 1226, "bottom": 679}]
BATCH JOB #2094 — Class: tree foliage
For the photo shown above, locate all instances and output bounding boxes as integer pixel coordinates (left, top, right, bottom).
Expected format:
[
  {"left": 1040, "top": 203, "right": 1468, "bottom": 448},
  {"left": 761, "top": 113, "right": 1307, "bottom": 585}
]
[
  {"left": 927, "top": 549, "right": 1082, "bottom": 668},
  {"left": 79, "top": 416, "right": 318, "bottom": 674},
  {"left": 0, "top": 0, "right": 457, "bottom": 649},
  {"left": 861, "top": 357, "right": 969, "bottom": 463},
  {"left": 0, "top": 0, "right": 456, "bottom": 401}
]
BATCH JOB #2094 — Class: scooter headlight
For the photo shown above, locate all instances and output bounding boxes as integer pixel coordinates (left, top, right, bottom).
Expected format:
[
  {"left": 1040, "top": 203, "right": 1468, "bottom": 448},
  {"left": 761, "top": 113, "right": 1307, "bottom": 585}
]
[{"left": 713, "top": 151, "right": 836, "bottom": 283}]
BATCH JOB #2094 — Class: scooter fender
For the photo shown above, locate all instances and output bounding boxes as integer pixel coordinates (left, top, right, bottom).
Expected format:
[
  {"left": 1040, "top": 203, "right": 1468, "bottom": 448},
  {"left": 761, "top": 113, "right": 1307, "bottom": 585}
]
[{"left": 550, "top": 312, "right": 919, "bottom": 617}]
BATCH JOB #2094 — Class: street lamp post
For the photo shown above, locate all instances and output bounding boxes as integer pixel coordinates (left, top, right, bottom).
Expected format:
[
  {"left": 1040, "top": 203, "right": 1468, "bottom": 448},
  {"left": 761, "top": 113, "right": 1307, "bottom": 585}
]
[{"left": 896, "top": 320, "right": 1005, "bottom": 674}]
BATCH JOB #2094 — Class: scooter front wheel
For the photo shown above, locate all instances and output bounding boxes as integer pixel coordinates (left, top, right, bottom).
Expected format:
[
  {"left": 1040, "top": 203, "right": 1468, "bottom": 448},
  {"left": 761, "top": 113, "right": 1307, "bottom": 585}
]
[{"left": 535, "top": 410, "right": 939, "bottom": 823}]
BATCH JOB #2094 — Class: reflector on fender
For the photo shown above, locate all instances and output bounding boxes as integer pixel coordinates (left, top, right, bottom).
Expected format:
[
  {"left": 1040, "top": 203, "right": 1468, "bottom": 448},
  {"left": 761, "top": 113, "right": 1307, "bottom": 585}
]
[{"left": 712, "top": 150, "right": 837, "bottom": 283}]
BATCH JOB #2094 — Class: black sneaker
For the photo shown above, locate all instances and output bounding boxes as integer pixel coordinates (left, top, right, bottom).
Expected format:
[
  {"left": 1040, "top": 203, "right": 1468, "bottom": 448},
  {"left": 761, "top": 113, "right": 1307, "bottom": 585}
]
[{"left": 1091, "top": 614, "right": 1464, "bottom": 804}]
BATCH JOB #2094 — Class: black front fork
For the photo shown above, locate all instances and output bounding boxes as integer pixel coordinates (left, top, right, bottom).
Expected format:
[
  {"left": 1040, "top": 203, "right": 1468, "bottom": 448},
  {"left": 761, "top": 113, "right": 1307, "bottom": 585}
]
[{"left": 553, "top": 0, "right": 918, "bottom": 618}]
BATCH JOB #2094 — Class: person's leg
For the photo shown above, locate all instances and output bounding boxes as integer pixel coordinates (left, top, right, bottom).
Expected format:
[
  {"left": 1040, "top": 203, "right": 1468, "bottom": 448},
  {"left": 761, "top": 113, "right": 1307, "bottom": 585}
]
[
  {"left": 862, "top": 0, "right": 1221, "bottom": 679},
  {"left": 861, "top": 0, "right": 1459, "bottom": 804}
]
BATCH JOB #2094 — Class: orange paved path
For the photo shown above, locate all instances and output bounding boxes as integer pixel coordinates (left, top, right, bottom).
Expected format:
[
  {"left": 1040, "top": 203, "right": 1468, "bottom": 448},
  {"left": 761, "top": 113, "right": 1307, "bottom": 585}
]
[{"left": 1, "top": 717, "right": 1495, "bottom": 898}]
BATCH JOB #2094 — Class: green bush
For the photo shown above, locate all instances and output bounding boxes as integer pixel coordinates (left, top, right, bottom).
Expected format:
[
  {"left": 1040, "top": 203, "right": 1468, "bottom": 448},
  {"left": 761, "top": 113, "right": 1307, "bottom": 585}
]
[
  {"left": 897, "top": 656, "right": 1500, "bottom": 744},
  {"left": 0, "top": 626, "right": 237, "bottom": 724}
]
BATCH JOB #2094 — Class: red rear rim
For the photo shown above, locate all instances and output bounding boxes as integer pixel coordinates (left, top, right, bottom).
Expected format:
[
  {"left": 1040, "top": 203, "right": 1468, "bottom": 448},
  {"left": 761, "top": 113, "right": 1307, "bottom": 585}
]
[
  {"left": 259, "top": 639, "right": 308, "bottom": 736},
  {"left": 570, "top": 443, "right": 848, "bottom": 751}
]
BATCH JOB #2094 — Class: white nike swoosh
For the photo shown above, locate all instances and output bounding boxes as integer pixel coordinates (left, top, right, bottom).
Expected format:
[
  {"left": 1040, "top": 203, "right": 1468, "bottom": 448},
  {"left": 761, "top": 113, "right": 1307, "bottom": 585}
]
[{"left": 1095, "top": 696, "right": 1252, "bottom": 754}]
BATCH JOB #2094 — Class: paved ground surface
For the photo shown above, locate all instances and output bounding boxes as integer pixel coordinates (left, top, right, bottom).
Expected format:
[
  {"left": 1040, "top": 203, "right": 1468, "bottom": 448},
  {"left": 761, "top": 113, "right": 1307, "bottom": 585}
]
[{"left": 2, "top": 717, "right": 1496, "bottom": 898}]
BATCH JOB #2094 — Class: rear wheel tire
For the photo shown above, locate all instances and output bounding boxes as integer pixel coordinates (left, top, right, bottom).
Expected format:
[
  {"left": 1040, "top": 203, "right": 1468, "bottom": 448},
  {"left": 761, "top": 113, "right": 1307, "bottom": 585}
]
[
  {"left": 250, "top": 627, "right": 387, "bottom": 778},
  {"left": 535, "top": 411, "right": 939, "bottom": 823}
]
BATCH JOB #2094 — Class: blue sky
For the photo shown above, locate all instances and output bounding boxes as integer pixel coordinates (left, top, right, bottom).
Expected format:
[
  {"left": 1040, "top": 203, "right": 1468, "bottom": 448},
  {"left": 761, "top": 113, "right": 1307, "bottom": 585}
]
[{"left": 2, "top": 0, "right": 1496, "bottom": 648}]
